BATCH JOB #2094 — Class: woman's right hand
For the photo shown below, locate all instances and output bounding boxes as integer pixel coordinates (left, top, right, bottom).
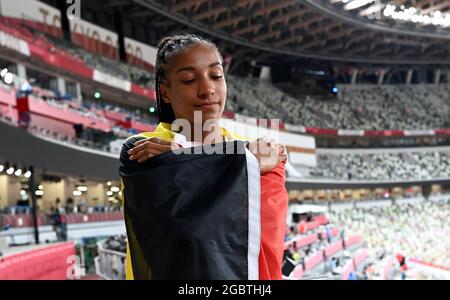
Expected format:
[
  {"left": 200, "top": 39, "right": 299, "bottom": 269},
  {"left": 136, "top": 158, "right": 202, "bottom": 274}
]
[{"left": 128, "top": 137, "right": 181, "bottom": 163}]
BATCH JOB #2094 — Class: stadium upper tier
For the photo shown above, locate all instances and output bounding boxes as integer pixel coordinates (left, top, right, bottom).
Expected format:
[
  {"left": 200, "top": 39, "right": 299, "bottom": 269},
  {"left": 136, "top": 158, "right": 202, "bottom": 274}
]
[
  {"left": 46, "top": 34, "right": 156, "bottom": 89},
  {"left": 24, "top": 18, "right": 157, "bottom": 90},
  {"left": 0, "top": 17, "right": 156, "bottom": 99},
  {"left": 227, "top": 76, "right": 450, "bottom": 130}
]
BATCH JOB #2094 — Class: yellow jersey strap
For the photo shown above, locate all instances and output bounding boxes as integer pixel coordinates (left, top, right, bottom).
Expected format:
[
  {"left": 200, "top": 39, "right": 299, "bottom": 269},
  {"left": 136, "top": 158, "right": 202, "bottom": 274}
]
[{"left": 128, "top": 122, "right": 248, "bottom": 144}]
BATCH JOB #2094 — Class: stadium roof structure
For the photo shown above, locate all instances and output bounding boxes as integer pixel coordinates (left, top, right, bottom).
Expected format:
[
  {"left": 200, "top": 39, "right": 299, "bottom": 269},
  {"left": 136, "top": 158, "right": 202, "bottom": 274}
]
[{"left": 113, "top": 0, "right": 450, "bottom": 65}]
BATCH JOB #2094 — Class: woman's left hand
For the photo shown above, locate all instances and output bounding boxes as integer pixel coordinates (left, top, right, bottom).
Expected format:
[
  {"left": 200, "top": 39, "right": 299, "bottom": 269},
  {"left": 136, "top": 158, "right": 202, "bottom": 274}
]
[{"left": 247, "top": 138, "right": 287, "bottom": 174}]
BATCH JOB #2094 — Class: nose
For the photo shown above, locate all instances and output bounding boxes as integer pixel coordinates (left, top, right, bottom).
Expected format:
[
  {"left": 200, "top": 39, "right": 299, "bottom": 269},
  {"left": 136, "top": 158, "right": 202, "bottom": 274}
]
[{"left": 198, "top": 78, "right": 215, "bottom": 99}]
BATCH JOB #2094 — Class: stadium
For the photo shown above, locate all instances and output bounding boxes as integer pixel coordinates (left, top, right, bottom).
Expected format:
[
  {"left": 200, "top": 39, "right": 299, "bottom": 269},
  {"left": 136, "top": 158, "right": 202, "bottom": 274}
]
[{"left": 0, "top": 0, "right": 449, "bottom": 281}]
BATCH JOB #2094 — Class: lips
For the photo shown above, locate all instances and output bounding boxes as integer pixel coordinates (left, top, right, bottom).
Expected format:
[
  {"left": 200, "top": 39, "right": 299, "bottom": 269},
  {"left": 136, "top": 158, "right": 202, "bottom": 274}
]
[{"left": 194, "top": 102, "right": 220, "bottom": 110}]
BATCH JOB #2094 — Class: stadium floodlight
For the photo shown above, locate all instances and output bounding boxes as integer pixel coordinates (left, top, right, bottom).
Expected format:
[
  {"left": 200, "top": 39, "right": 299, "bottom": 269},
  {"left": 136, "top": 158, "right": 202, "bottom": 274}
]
[
  {"left": 107, "top": 181, "right": 112, "bottom": 186},
  {"left": 149, "top": 106, "right": 156, "bottom": 113},
  {"left": 359, "top": 2, "right": 384, "bottom": 17},
  {"left": 106, "top": 191, "right": 113, "bottom": 196},
  {"left": 0, "top": 164, "right": 4, "bottom": 172},
  {"left": 0, "top": 68, "right": 8, "bottom": 77},
  {"left": 14, "top": 168, "right": 22, "bottom": 176},
  {"left": 38, "top": 184, "right": 43, "bottom": 190},
  {"left": 73, "top": 190, "right": 82, "bottom": 196},
  {"left": 24, "top": 170, "right": 32, "bottom": 178},
  {"left": 383, "top": 3, "right": 450, "bottom": 28},
  {"left": 329, "top": 85, "right": 339, "bottom": 96},
  {"left": 6, "top": 167, "right": 14, "bottom": 175},
  {"left": 344, "top": 0, "right": 375, "bottom": 11},
  {"left": 383, "top": 4, "right": 394, "bottom": 17},
  {"left": 20, "top": 190, "right": 26, "bottom": 196},
  {"left": 94, "top": 91, "right": 101, "bottom": 99},
  {"left": 77, "top": 185, "right": 88, "bottom": 192},
  {"left": 35, "top": 190, "right": 44, "bottom": 196},
  {"left": 3, "top": 72, "right": 13, "bottom": 85},
  {"left": 110, "top": 186, "right": 120, "bottom": 193}
]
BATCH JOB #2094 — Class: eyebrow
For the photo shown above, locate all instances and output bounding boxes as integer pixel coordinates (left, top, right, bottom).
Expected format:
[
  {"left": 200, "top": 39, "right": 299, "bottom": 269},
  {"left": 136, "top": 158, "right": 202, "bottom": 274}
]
[{"left": 176, "top": 62, "right": 223, "bottom": 74}]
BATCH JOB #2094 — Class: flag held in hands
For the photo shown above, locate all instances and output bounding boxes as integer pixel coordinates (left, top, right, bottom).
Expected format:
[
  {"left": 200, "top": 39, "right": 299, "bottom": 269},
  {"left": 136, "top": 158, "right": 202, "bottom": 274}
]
[{"left": 120, "top": 139, "right": 288, "bottom": 280}]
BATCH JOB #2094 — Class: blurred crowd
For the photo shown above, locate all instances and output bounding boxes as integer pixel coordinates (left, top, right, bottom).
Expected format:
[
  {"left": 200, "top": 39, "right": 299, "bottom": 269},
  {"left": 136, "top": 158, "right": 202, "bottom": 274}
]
[
  {"left": 227, "top": 75, "right": 450, "bottom": 130},
  {"left": 328, "top": 200, "right": 450, "bottom": 270},
  {"left": 302, "top": 151, "right": 450, "bottom": 181}
]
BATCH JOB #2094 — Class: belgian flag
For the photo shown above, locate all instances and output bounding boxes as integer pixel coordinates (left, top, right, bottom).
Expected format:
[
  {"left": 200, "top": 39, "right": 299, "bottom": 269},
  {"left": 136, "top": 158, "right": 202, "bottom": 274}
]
[{"left": 120, "top": 139, "right": 288, "bottom": 280}]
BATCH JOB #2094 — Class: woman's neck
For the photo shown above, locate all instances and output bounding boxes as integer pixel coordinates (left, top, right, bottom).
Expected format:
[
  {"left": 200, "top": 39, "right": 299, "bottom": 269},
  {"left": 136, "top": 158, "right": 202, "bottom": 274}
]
[
  {"left": 190, "top": 120, "right": 223, "bottom": 144},
  {"left": 170, "top": 118, "right": 223, "bottom": 144}
]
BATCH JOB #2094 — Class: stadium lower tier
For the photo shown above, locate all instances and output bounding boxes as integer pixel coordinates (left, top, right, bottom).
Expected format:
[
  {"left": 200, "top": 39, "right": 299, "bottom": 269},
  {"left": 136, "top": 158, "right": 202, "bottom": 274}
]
[
  {"left": 291, "top": 149, "right": 450, "bottom": 181},
  {"left": 0, "top": 211, "right": 124, "bottom": 229},
  {"left": 283, "top": 196, "right": 449, "bottom": 280}
]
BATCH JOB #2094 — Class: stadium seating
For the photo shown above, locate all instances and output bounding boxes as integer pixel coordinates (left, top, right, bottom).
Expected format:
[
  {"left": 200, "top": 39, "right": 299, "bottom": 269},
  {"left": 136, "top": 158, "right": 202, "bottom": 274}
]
[
  {"left": 0, "top": 17, "right": 155, "bottom": 89},
  {"left": 227, "top": 75, "right": 450, "bottom": 130},
  {"left": 283, "top": 197, "right": 450, "bottom": 280},
  {"left": 7, "top": 83, "right": 157, "bottom": 150},
  {"left": 328, "top": 200, "right": 450, "bottom": 270},
  {"left": 298, "top": 151, "right": 450, "bottom": 180}
]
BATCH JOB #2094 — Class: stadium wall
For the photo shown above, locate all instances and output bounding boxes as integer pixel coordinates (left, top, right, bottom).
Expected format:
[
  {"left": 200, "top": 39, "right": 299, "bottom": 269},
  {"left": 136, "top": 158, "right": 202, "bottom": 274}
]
[
  {"left": 0, "top": 121, "right": 120, "bottom": 181},
  {"left": 286, "top": 178, "right": 450, "bottom": 190}
]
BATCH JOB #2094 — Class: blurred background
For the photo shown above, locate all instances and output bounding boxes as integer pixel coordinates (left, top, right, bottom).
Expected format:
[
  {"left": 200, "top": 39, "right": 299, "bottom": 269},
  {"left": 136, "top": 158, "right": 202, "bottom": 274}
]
[{"left": 0, "top": 0, "right": 449, "bottom": 280}]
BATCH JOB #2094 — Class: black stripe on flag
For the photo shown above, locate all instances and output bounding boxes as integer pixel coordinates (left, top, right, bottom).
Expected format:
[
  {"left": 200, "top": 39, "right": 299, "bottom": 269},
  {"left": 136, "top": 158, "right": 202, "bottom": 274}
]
[{"left": 120, "top": 140, "right": 261, "bottom": 280}]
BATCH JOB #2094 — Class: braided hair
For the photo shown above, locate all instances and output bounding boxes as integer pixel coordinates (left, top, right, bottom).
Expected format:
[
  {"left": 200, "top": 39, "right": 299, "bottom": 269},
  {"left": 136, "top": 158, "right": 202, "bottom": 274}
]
[{"left": 155, "top": 34, "right": 223, "bottom": 123}]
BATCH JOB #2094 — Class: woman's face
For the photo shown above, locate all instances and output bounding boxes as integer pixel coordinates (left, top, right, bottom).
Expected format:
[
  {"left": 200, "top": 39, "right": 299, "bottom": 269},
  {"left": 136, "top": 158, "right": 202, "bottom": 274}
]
[{"left": 160, "top": 43, "right": 226, "bottom": 125}]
